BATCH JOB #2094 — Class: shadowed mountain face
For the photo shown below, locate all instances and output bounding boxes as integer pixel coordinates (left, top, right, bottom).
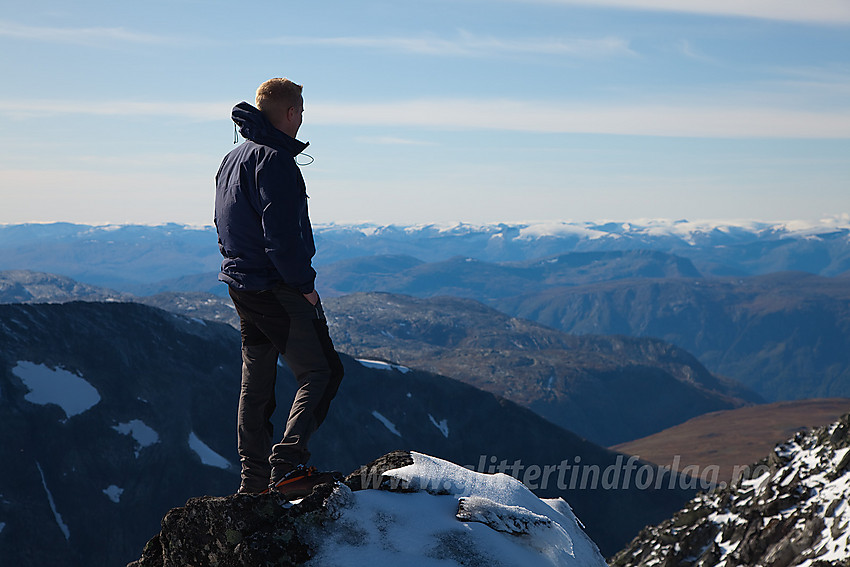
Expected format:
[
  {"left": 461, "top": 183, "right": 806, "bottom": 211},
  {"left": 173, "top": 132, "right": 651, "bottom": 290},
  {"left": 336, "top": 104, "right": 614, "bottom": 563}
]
[
  {"left": 322, "top": 292, "right": 759, "bottom": 446},
  {"left": 0, "top": 302, "right": 239, "bottom": 567},
  {"left": 0, "top": 301, "right": 694, "bottom": 565},
  {"left": 496, "top": 272, "right": 850, "bottom": 401}
]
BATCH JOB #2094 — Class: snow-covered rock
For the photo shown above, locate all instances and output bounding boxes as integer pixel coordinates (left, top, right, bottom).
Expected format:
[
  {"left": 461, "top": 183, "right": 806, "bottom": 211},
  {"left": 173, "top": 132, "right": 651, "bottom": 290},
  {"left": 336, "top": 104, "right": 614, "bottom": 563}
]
[
  {"left": 612, "top": 413, "right": 850, "bottom": 567},
  {"left": 315, "top": 452, "right": 607, "bottom": 566},
  {"left": 128, "top": 451, "right": 607, "bottom": 567}
]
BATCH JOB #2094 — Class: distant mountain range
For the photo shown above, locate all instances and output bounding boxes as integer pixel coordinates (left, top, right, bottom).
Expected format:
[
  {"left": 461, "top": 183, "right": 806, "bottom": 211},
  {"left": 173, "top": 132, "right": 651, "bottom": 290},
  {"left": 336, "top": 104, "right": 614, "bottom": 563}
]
[
  {"left": 2, "top": 219, "right": 849, "bottom": 293},
  {"left": 0, "top": 301, "right": 693, "bottom": 565},
  {"left": 316, "top": 250, "right": 702, "bottom": 301}
]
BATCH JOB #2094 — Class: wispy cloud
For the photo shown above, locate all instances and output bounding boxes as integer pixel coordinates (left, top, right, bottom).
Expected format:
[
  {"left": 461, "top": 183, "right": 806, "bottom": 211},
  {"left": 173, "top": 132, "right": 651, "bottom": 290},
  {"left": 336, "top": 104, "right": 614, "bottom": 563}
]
[
  {"left": 769, "top": 65, "right": 850, "bottom": 87},
  {"left": 676, "top": 40, "right": 719, "bottom": 65},
  {"left": 310, "top": 99, "right": 850, "bottom": 139},
  {"left": 355, "top": 136, "right": 436, "bottom": 146},
  {"left": 3, "top": 98, "right": 849, "bottom": 139},
  {"left": 0, "top": 100, "right": 229, "bottom": 121},
  {"left": 0, "top": 19, "right": 185, "bottom": 46},
  {"left": 262, "top": 31, "right": 635, "bottom": 58},
  {"left": 514, "top": 0, "right": 850, "bottom": 24}
]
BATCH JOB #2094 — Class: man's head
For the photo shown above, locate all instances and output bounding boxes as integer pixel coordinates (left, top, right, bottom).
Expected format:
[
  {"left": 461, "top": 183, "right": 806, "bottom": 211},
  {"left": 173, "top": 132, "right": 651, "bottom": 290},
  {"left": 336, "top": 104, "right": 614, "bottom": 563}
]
[{"left": 256, "top": 78, "right": 304, "bottom": 138}]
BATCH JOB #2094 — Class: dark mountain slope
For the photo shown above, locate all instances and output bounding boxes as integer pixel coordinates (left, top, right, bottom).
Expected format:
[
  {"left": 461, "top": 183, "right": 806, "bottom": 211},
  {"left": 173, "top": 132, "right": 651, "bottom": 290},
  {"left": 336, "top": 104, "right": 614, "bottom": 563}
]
[{"left": 0, "top": 302, "right": 693, "bottom": 564}]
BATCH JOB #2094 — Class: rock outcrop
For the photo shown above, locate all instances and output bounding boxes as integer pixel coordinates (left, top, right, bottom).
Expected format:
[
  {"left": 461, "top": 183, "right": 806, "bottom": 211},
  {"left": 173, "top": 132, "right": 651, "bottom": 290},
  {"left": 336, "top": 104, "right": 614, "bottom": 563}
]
[{"left": 129, "top": 451, "right": 608, "bottom": 567}]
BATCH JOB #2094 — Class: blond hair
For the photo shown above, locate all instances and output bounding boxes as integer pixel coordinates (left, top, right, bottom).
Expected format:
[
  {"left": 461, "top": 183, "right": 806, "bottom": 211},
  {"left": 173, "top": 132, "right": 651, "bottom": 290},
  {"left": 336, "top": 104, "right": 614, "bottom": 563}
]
[{"left": 256, "top": 78, "right": 303, "bottom": 125}]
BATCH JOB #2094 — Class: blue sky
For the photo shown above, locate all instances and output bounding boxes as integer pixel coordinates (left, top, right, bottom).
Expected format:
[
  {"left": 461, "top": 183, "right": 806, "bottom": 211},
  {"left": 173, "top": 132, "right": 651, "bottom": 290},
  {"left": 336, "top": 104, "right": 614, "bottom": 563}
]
[{"left": 1, "top": 0, "right": 849, "bottom": 226}]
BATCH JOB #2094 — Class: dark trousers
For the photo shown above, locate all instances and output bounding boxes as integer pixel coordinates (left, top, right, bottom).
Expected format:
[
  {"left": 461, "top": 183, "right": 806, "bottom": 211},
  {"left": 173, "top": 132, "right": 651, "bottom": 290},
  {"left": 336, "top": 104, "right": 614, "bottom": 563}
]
[{"left": 228, "top": 284, "right": 344, "bottom": 493}]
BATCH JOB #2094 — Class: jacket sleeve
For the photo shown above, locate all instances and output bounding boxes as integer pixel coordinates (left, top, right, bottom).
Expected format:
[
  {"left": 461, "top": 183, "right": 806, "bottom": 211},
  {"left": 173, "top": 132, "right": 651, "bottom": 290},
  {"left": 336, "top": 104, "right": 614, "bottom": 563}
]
[{"left": 255, "top": 152, "right": 317, "bottom": 294}]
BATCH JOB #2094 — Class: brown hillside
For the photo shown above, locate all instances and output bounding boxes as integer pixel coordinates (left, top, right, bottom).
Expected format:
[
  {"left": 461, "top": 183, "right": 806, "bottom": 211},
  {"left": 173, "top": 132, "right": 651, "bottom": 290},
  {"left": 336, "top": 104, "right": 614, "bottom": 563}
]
[{"left": 611, "top": 398, "right": 850, "bottom": 483}]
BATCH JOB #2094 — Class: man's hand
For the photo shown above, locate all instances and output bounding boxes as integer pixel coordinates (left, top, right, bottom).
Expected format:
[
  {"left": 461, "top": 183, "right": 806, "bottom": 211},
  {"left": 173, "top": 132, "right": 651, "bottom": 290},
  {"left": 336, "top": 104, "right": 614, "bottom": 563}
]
[{"left": 303, "top": 290, "right": 319, "bottom": 305}]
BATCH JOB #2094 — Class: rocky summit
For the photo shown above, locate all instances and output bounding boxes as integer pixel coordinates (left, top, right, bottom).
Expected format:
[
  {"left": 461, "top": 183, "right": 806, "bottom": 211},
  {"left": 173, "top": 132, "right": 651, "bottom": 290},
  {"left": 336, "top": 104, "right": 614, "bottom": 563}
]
[
  {"left": 611, "top": 413, "right": 850, "bottom": 567},
  {"left": 128, "top": 451, "right": 608, "bottom": 567}
]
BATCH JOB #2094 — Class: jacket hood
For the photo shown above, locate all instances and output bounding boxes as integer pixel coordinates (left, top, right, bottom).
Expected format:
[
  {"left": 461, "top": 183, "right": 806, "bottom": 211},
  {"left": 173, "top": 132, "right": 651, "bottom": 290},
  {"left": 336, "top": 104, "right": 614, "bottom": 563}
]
[{"left": 231, "top": 102, "right": 309, "bottom": 156}]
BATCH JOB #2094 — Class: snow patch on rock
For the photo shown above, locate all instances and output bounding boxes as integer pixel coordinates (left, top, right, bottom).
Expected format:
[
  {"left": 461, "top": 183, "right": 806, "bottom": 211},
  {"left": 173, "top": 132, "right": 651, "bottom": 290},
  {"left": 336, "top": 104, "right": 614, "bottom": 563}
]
[
  {"left": 13, "top": 361, "right": 100, "bottom": 419},
  {"left": 103, "top": 485, "right": 124, "bottom": 503},
  {"left": 36, "top": 462, "right": 69, "bottom": 540},
  {"left": 372, "top": 410, "right": 402, "bottom": 437},
  {"left": 357, "top": 358, "right": 411, "bottom": 374},
  {"left": 428, "top": 414, "right": 450, "bottom": 438},
  {"left": 113, "top": 419, "right": 160, "bottom": 457},
  {"left": 188, "top": 432, "right": 230, "bottom": 469}
]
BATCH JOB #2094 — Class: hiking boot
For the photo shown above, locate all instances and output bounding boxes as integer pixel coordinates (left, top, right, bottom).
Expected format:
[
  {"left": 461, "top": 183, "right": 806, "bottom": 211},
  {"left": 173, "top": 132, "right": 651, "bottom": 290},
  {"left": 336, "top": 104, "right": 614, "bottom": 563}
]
[{"left": 263, "top": 465, "right": 342, "bottom": 498}]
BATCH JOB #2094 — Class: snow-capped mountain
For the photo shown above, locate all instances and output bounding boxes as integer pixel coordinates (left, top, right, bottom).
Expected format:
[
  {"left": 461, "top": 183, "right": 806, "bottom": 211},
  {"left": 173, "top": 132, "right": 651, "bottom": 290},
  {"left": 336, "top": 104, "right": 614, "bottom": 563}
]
[
  {"left": 611, "top": 413, "right": 850, "bottom": 566},
  {"left": 2, "top": 218, "right": 849, "bottom": 293},
  {"left": 129, "top": 451, "right": 609, "bottom": 567}
]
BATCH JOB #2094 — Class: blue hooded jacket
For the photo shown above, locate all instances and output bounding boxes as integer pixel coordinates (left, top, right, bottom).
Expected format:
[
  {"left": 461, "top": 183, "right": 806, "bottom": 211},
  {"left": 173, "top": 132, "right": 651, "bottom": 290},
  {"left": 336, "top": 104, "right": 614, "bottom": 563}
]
[{"left": 215, "top": 102, "right": 316, "bottom": 293}]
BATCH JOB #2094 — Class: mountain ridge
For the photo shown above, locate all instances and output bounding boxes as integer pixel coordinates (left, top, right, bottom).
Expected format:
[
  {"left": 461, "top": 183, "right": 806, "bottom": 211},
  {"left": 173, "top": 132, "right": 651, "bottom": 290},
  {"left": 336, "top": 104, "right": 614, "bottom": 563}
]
[
  {"left": 322, "top": 291, "right": 759, "bottom": 446},
  {"left": 497, "top": 271, "right": 850, "bottom": 401},
  {"left": 611, "top": 412, "right": 850, "bottom": 566}
]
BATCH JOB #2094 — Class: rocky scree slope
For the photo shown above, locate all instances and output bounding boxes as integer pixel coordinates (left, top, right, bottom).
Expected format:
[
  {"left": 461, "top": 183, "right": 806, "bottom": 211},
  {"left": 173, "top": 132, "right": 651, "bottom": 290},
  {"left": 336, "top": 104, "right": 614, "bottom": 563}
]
[{"left": 611, "top": 413, "right": 850, "bottom": 567}]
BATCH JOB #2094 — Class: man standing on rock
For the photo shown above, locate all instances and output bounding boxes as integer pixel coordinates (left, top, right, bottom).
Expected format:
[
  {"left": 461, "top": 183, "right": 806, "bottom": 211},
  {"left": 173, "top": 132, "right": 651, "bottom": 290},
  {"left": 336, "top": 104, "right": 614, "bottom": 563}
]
[{"left": 215, "top": 78, "right": 344, "bottom": 494}]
